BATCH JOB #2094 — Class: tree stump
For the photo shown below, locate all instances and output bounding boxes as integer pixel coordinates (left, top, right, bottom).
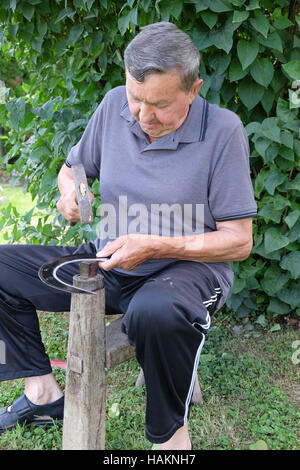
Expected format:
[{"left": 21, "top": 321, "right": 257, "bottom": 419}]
[{"left": 62, "top": 261, "right": 106, "bottom": 450}]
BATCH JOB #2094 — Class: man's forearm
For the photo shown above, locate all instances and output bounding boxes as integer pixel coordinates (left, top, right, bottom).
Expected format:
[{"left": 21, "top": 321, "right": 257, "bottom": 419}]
[
  {"left": 57, "top": 163, "right": 75, "bottom": 196},
  {"left": 151, "top": 220, "right": 253, "bottom": 263}
]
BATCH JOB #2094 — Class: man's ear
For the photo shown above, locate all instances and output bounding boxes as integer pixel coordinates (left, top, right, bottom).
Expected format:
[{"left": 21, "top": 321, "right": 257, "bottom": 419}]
[
  {"left": 188, "top": 79, "right": 203, "bottom": 103},
  {"left": 192, "top": 79, "right": 203, "bottom": 97}
]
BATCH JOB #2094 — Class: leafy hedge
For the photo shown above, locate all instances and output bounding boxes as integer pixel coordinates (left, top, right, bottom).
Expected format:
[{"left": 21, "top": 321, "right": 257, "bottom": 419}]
[{"left": 0, "top": 0, "right": 299, "bottom": 323}]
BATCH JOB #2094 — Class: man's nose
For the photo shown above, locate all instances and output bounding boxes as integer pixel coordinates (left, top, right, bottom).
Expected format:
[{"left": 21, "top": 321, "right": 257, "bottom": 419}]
[{"left": 139, "top": 103, "right": 156, "bottom": 123}]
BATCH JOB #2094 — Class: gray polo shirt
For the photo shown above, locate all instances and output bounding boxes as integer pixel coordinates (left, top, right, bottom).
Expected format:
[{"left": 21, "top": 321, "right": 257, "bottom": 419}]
[{"left": 66, "top": 86, "right": 257, "bottom": 295}]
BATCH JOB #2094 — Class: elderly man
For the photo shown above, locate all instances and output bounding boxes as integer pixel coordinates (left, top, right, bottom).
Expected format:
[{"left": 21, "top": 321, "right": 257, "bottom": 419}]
[{"left": 0, "top": 22, "right": 257, "bottom": 449}]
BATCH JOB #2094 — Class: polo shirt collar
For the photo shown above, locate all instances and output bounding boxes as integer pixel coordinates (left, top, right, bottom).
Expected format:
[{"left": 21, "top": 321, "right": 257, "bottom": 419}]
[{"left": 120, "top": 94, "right": 206, "bottom": 151}]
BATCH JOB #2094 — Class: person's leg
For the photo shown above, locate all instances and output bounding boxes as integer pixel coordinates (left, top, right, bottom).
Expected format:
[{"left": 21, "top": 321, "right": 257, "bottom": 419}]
[
  {"left": 121, "top": 261, "right": 224, "bottom": 450},
  {"left": 0, "top": 243, "right": 123, "bottom": 417}
]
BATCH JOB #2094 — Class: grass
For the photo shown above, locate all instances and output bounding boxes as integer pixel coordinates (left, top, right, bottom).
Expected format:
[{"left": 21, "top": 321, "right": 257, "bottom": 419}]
[
  {"left": 0, "top": 311, "right": 299, "bottom": 450},
  {"left": 0, "top": 183, "right": 36, "bottom": 244},
  {"left": 0, "top": 183, "right": 34, "bottom": 213}
]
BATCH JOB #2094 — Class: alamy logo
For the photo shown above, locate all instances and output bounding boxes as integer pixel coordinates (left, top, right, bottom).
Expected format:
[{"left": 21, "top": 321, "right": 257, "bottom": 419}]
[
  {"left": 0, "top": 340, "right": 6, "bottom": 365},
  {"left": 96, "top": 196, "right": 204, "bottom": 240}
]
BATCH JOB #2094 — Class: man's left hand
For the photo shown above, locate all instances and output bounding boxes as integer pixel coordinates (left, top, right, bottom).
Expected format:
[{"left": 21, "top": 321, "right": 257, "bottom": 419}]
[{"left": 97, "top": 234, "right": 157, "bottom": 271}]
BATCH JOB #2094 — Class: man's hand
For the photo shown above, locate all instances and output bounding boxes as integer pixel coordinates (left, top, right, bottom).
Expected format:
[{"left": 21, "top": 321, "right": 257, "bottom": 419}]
[
  {"left": 57, "top": 164, "right": 94, "bottom": 224},
  {"left": 97, "top": 234, "right": 158, "bottom": 271}
]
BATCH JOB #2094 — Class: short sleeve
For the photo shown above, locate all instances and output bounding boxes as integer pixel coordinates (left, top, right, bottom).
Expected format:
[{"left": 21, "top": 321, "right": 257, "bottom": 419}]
[
  {"left": 65, "top": 98, "right": 106, "bottom": 178},
  {"left": 208, "top": 123, "right": 257, "bottom": 221}
]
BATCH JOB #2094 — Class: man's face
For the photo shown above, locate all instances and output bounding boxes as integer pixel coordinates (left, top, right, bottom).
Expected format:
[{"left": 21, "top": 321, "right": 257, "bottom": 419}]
[{"left": 126, "top": 69, "right": 203, "bottom": 142}]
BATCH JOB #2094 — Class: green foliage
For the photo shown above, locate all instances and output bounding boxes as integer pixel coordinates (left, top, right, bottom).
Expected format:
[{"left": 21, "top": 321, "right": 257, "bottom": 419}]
[{"left": 0, "top": 0, "right": 299, "bottom": 322}]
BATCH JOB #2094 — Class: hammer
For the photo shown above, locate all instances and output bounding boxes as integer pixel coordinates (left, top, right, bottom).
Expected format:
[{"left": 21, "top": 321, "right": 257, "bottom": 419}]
[
  {"left": 38, "top": 164, "right": 110, "bottom": 293},
  {"left": 71, "top": 163, "right": 93, "bottom": 225}
]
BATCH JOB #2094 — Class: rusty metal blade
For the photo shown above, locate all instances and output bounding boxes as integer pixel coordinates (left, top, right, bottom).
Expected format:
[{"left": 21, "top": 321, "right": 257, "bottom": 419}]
[
  {"left": 38, "top": 254, "right": 110, "bottom": 295},
  {"left": 72, "top": 163, "right": 93, "bottom": 225}
]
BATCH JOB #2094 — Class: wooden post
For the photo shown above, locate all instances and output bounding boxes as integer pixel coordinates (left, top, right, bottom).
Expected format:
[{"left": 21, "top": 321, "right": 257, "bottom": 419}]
[{"left": 62, "top": 261, "right": 106, "bottom": 450}]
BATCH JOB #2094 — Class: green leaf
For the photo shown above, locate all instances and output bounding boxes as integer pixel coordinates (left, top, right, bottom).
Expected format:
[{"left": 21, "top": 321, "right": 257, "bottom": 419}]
[
  {"left": 246, "top": 0, "right": 260, "bottom": 10},
  {"left": 261, "top": 88, "right": 274, "bottom": 114},
  {"left": 210, "top": 53, "right": 231, "bottom": 74},
  {"left": 37, "top": 22, "right": 47, "bottom": 37},
  {"left": 276, "top": 98, "right": 291, "bottom": 122},
  {"left": 245, "top": 121, "right": 260, "bottom": 135},
  {"left": 232, "top": 10, "right": 249, "bottom": 23},
  {"left": 265, "top": 169, "right": 286, "bottom": 195},
  {"left": 286, "top": 173, "right": 300, "bottom": 192},
  {"left": 6, "top": 98, "right": 26, "bottom": 128},
  {"left": 118, "top": 8, "right": 138, "bottom": 35},
  {"left": 208, "top": 0, "right": 233, "bottom": 12},
  {"left": 278, "top": 283, "right": 300, "bottom": 308},
  {"left": 255, "top": 31, "right": 283, "bottom": 53},
  {"left": 284, "top": 210, "right": 300, "bottom": 229},
  {"left": 258, "top": 205, "right": 282, "bottom": 223},
  {"left": 264, "top": 227, "right": 290, "bottom": 253},
  {"left": 229, "top": 57, "right": 249, "bottom": 82},
  {"left": 274, "top": 17, "right": 293, "bottom": 30},
  {"left": 69, "top": 25, "right": 84, "bottom": 46},
  {"left": 238, "top": 77, "right": 264, "bottom": 110},
  {"left": 282, "top": 60, "right": 300, "bottom": 81},
  {"left": 56, "top": 8, "right": 75, "bottom": 23},
  {"left": 192, "top": 0, "right": 210, "bottom": 13},
  {"left": 254, "top": 137, "right": 271, "bottom": 158},
  {"left": 261, "top": 265, "right": 289, "bottom": 296},
  {"left": 255, "top": 314, "right": 267, "bottom": 328},
  {"left": 170, "top": 0, "right": 183, "bottom": 19},
  {"left": 280, "top": 130, "right": 293, "bottom": 149},
  {"left": 270, "top": 324, "right": 281, "bottom": 332},
  {"left": 201, "top": 10, "right": 218, "bottom": 29},
  {"left": 280, "top": 252, "right": 300, "bottom": 279},
  {"left": 261, "top": 118, "right": 281, "bottom": 143},
  {"left": 31, "top": 36, "right": 43, "bottom": 53},
  {"left": 209, "top": 23, "right": 233, "bottom": 53},
  {"left": 82, "top": 82, "right": 98, "bottom": 100},
  {"left": 33, "top": 100, "right": 54, "bottom": 120},
  {"left": 21, "top": 4, "right": 35, "bottom": 21},
  {"left": 30, "top": 146, "right": 50, "bottom": 161},
  {"left": 157, "top": 3, "right": 171, "bottom": 21},
  {"left": 249, "top": 13, "right": 269, "bottom": 38},
  {"left": 254, "top": 169, "right": 267, "bottom": 199},
  {"left": 10, "top": 0, "right": 17, "bottom": 12},
  {"left": 232, "top": 277, "right": 246, "bottom": 294},
  {"left": 191, "top": 29, "right": 213, "bottom": 50},
  {"left": 237, "top": 39, "right": 259, "bottom": 70},
  {"left": 268, "top": 297, "right": 290, "bottom": 315},
  {"left": 250, "top": 58, "right": 274, "bottom": 88},
  {"left": 279, "top": 146, "right": 294, "bottom": 162}
]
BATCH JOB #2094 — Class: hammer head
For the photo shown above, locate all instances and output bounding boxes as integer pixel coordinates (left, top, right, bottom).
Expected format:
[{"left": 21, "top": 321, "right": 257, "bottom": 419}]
[{"left": 72, "top": 163, "right": 93, "bottom": 225}]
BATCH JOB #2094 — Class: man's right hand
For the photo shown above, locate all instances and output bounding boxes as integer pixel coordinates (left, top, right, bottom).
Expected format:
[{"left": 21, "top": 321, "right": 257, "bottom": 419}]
[
  {"left": 56, "top": 164, "right": 95, "bottom": 224},
  {"left": 56, "top": 188, "right": 80, "bottom": 223}
]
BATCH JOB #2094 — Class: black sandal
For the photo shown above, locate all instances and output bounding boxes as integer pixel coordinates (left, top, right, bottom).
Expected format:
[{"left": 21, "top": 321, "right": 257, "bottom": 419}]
[{"left": 0, "top": 394, "right": 64, "bottom": 434}]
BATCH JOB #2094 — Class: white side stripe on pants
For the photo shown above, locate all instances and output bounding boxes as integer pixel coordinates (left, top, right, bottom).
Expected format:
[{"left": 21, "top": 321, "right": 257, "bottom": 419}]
[
  {"left": 202, "top": 287, "right": 221, "bottom": 309},
  {"left": 184, "top": 309, "right": 211, "bottom": 424}
]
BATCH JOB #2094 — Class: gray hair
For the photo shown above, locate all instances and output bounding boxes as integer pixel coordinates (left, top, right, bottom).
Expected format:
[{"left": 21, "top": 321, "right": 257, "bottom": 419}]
[{"left": 124, "top": 22, "right": 200, "bottom": 92}]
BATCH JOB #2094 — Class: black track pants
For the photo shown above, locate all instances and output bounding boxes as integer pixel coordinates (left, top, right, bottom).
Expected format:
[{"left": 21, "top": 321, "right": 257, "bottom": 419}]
[{"left": 0, "top": 243, "right": 227, "bottom": 443}]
